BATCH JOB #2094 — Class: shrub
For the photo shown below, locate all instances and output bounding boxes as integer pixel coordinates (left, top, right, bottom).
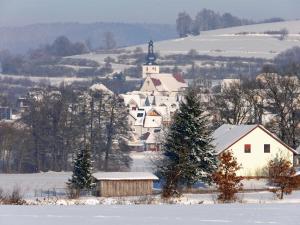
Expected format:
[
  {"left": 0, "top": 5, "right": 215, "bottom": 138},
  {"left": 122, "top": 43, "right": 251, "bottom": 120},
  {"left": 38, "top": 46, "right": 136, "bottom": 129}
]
[
  {"left": 212, "top": 150, "right": 243, "bottom": 203},
  {"left": 0, "top": 187, "right": 27, "bottom": 205},
  {"left": 268, "top": 158, "right": 298, "bottom": 199}
]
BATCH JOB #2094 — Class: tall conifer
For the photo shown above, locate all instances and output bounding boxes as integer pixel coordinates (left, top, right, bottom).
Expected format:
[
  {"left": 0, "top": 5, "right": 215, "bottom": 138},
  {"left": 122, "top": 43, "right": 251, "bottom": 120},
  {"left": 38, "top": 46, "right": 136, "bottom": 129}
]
[{"left": 158, "top": 86, "right": 217, "bottom": 197}]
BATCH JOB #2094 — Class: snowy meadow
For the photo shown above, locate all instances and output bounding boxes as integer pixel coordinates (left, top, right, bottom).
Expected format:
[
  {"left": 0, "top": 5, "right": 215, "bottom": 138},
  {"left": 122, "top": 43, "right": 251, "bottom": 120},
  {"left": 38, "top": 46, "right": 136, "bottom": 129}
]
[{"left": 0, "top": 204, "right": 299, "bottom": 225}]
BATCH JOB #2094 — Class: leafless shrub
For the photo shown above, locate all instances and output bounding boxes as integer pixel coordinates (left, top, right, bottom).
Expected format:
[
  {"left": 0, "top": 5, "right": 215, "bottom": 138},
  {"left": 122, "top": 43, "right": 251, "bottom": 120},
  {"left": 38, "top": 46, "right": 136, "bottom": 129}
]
[
  {"left": 66, "top": 186, "right": 80, "bottom": 199},
  {"left": 133, "top": 195, "right": 157, "bottom": 205},
  {"left": 0, "top": 186, "right": 27, "bottom": 205}
]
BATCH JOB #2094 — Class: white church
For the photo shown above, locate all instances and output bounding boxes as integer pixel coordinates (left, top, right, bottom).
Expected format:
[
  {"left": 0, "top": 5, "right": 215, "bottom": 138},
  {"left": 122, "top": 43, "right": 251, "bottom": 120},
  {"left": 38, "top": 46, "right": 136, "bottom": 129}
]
[{"left": 122, "top": 40, "right": 188, "bottom": 151}]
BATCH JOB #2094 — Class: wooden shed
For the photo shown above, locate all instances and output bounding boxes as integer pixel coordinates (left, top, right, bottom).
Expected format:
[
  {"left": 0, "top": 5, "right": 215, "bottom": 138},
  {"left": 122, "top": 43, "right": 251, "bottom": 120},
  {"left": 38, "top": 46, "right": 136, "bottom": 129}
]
[{"left": 93, "top": 172, "right": 159, "bottom": 197}]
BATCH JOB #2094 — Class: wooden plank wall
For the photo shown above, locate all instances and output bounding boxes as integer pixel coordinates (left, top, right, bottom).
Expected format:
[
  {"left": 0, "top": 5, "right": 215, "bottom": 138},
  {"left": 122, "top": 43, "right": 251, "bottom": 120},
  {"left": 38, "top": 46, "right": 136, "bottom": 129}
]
[{"left": 98, "top": 180, "right": 153, "bottom": 197}]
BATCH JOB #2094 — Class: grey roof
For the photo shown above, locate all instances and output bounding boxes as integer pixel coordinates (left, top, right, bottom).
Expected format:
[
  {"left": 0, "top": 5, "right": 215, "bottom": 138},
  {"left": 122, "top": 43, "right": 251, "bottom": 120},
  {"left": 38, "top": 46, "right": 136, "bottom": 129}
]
[
  {"left": 213, "top": 124, "right": 258, "bottom": 154},
  {"left": 93, "top": 172, "right": 159, "bottom": 181}
]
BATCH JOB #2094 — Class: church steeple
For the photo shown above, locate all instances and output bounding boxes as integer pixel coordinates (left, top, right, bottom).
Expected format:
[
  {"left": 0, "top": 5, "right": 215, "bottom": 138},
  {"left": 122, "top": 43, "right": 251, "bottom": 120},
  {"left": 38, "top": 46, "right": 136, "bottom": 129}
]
[
  {"left": 145, "top": 40, "right": 157, "bottom": 65},
  {"left": 142, "top": 40, "right": 160, "bottom": 78}
]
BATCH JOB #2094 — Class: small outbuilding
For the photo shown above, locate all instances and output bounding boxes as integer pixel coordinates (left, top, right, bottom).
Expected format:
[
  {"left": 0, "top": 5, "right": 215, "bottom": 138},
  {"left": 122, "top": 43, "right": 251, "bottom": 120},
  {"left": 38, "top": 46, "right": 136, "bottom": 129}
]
[{"left": 93, "top": 172, "right": 159, "bottom": 197}]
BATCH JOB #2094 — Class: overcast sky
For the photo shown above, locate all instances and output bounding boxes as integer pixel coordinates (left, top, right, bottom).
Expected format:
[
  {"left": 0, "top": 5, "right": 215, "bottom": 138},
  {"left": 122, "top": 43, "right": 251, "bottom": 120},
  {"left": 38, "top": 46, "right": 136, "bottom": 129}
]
[{"left": 0, "top": 0, "right": 299, "bottom": 27}]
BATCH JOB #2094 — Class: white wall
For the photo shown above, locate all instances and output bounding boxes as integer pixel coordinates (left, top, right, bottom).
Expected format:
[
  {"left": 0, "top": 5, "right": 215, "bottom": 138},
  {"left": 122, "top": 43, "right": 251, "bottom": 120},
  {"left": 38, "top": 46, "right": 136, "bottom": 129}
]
[
  {"left": 225, "top": 127, "right": 294, "bottom": 177},
  {"left": 140, "top": 77, "right": 156, "bottom": 92},
  {"left": 142, "top": 65, "right": 160, "bottom": 78}
]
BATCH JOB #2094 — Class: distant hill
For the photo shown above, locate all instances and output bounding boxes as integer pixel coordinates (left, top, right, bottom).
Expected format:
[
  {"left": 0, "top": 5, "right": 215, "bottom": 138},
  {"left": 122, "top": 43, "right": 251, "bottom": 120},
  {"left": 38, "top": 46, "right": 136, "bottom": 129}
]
[
  {"left": 0, "top": 22, "right": 177, "bottom": 54},
  {"left": 126, "top": 20, "right": 300, "bottom": 59}
]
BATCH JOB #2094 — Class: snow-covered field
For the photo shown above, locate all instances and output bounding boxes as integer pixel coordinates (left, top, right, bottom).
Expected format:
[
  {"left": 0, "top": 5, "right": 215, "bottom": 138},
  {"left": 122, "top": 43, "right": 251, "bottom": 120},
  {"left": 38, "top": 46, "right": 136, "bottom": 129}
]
[
  {"left": 0, "top": 204, "right": 299, "bottom": 225},
  {"left": 1, "top": 171, "right": 300, "bottom": 205},
  {"left": 71, "top": 20, "right": 300, "bottom": 62},
  {"left": 0, "top": 73, "right": 91, "bottom": 86},
  {"left": 0, "top": 172, "right": 71, "bottom": 198},
  {"left": 128, "top": 21, "right": 300, "bottom": 59}
]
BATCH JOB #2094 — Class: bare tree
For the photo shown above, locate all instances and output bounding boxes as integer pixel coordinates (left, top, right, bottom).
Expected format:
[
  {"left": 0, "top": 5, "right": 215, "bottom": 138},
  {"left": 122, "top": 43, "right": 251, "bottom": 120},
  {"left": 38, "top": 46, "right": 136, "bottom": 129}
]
[
  {"left": 259, "top": 74, "right": 300, "bottom": 148},
  {"left": 212, "top": 82, "right": 253, "bottom": 125},
  {"left": 103, "top": 32, "right": 116, "bottom": 50},
  {"left": 176, "top": 12, "right": 192, "bottom": 37}
]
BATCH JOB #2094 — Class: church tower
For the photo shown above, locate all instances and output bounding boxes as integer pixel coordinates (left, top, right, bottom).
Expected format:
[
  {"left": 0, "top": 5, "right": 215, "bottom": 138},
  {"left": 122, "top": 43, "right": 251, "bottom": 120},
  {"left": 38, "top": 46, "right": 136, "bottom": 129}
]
[{"left": 142, "top": 40, "right": 160, "bottom": 78}]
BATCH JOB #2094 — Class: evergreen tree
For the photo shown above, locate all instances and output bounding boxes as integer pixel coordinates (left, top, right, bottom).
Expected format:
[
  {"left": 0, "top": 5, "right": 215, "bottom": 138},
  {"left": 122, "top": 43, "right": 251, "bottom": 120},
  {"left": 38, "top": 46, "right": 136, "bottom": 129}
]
[
  {"left": 68, "top": 144, "right": 95, "bottom": 196},
  {"left": 158, "top": 86, "right": 217, "bottom": 198}
]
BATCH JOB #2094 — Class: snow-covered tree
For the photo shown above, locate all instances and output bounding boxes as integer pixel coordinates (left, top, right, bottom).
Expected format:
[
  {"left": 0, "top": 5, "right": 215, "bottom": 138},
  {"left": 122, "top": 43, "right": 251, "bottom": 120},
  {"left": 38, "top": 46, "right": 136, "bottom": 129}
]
[
  {"left": 68, "top": 141, "right": 95, "bottom": 196},
  {"left": 158, "top": 86, "right": 217, "bottom": 198}
]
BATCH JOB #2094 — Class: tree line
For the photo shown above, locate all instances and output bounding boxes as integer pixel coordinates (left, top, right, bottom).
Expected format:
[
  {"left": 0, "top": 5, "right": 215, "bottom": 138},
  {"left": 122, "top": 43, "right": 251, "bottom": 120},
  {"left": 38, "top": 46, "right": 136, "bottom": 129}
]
[
  {"left": 176, "top": 9, "right": 284, "bottom": 37},
  {"left": 0, "top": 32, "right": 117, "bottom": 77},
  {"left": 0, "top": 84, "right": 131, "bottom": 173},
  {"left": 210, "top": 47, "right": 300, "bottom": 149}
]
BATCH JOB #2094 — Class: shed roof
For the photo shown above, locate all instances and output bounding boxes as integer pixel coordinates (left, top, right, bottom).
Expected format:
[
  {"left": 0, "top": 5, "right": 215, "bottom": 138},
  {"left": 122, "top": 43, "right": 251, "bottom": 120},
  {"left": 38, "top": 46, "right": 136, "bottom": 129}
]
[{"left": 93, "top": 172, "right": 159, "bottom": 180}]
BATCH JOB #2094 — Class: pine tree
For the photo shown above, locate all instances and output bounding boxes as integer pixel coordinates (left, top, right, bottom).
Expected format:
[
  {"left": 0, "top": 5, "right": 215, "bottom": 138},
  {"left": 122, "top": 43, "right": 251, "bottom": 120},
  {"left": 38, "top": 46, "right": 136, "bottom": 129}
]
[
  {"left": 67, "top": 144, "right": 95, "bottom": 197},
  {"left": 158, "top": 86, "right": 217, "bottom": 198},
  {"left": 212, "top": 150, "right": 243, "bottom": 202}
]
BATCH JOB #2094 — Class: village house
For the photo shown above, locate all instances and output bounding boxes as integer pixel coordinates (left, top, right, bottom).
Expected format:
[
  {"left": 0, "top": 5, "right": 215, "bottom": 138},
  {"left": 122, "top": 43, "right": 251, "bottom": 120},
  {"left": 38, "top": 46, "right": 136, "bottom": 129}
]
[{"left": 213, "top": 124, "right": 298, "bottom": 177}]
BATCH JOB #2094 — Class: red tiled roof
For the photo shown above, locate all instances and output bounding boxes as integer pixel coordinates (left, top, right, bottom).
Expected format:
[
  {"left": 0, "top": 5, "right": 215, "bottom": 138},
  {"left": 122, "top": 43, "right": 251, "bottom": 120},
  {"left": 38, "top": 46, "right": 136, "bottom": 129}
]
[
  {"left": 172, "top": 73, "right": 186, "bottom": 83},
  {"left": 151, "top": 78, "right": 162, "bottom": 86}
]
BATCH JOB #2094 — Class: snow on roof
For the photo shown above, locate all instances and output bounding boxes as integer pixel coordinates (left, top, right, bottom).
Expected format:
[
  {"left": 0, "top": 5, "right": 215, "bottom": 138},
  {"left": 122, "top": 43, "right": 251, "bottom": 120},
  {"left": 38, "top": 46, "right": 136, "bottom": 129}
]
[
  {"left": 213, "top": 124, "right": 257, "bottom": 154},
  {"left": 149, "top": 73, "right": 188, "bottom": 93},
  {"left": 213, "top": 124, "right": 297, "bottom": 154},
  {"left": 144, "top": 115, "right": 162, "bottom": 128},
  {"left": 93, "top": 172, "right": 159, "bottom": 180},
  {"left": 90, "top": 83, "right": 113, "bottom": 94},
  {"left": 122, "top": 94, "right": 142, "bottom": 107}
]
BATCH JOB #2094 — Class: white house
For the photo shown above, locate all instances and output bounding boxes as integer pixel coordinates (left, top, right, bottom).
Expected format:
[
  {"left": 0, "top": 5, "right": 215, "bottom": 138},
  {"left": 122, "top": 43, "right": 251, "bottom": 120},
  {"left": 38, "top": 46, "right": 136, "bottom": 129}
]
[{"left": 213, "top": 124, "right": 297, "bottom": 177}]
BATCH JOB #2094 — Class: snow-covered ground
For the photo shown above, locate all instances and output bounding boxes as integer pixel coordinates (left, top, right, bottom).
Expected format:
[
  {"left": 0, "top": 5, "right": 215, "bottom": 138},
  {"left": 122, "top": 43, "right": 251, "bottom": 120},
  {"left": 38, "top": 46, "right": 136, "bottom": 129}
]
[
  {"left": 0, "top": 204, "right": 299, "bottom": 225},
  {"left": 1, "top": 171, "right": 300, "bottom": 205},
  {"left": 75, "top": 20, "right": 300, "bottom": 61},
  {"left": 0, "top": 74, "right": 91, "bottom": 86},
  {"left": 129, "top": 20, "right": 300, "bottom": 59},
  {"left": 0, "top": 172, "right": 71, "bottom": 198}
]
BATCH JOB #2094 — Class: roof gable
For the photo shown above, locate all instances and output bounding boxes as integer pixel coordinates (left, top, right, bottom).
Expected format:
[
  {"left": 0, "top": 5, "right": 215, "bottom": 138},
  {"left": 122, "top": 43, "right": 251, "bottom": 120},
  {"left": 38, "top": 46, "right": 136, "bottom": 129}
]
[
  {"left": 213, "top": 124, "right": 296, "bottom": 155},
  {"left": 147, "top": 109, "right": 161, "bottom": 116}
]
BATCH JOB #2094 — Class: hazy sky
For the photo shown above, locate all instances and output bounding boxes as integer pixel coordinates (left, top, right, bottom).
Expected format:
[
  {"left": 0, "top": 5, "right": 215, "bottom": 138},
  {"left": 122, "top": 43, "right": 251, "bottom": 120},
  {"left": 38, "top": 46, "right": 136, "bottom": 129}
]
[{"left": 0, "top": 0, "right": 299, "bottom": 27}]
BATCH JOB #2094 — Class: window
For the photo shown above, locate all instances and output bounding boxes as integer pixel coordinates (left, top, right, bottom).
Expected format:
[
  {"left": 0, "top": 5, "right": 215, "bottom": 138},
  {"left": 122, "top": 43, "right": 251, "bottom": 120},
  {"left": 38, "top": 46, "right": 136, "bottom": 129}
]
[
  {"left": 264, "top": 144, "right": 270, "bottom": 153},
  {"left": 137, "top": 113, "right": 144, "bottom": 117},
  {"left": 244, "top": 144, "right": 251, "bottom": 153}
]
